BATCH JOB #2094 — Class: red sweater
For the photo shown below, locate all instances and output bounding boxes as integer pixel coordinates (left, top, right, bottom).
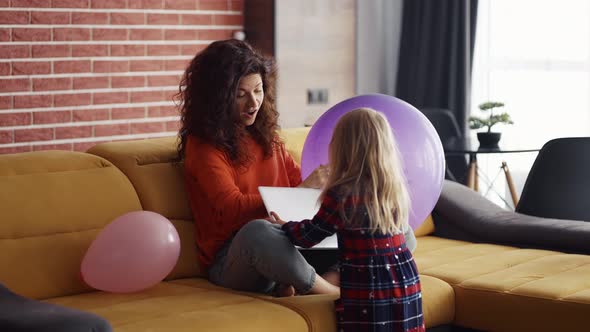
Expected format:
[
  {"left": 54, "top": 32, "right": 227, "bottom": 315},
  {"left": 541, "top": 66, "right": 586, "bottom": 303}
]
[{"left": 184, "top": 135, "right": 302, "bottom": 268}]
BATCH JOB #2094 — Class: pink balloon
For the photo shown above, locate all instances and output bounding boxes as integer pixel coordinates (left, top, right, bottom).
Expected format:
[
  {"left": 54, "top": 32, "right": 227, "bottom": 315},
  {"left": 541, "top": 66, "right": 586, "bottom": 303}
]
[
  {"left": 81, "top": 211, "right": 180, "bottom": 293},
  {"left": 302, "top": 94, "right": 445, "bottom": 230}
]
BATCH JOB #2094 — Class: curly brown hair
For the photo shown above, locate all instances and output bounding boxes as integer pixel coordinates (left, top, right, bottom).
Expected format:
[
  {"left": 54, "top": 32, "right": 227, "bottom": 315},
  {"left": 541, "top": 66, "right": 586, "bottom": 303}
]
[{"left": 176, "top": 39, "right": 280, "bottom": 166}]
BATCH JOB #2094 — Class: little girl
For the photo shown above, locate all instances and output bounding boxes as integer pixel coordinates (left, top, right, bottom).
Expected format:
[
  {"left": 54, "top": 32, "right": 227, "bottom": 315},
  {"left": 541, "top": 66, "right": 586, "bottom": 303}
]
[{"left": 270, "top": 108, "right": 425, "bottom": 332}]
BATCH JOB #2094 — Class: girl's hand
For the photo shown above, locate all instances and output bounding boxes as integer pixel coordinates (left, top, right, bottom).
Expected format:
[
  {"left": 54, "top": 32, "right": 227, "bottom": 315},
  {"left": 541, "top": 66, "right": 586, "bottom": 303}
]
[
  {"left": 269, "top": 211, "right": 286, "bottom": 226},
  {"left": 299, "top": 164, "right": 329, "bottom": 189}
]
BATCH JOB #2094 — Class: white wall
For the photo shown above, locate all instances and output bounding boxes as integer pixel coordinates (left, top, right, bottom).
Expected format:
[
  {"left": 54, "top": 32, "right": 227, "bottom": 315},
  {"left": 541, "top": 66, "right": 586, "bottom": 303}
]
[{"left": 275, "top": 0, "right": 356, "bottom": 128}]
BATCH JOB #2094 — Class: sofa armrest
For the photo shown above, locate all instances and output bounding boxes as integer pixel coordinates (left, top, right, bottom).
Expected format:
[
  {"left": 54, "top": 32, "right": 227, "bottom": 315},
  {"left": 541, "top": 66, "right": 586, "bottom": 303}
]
[
  {"left": 0, "top": 283, "right": 112, "bottom": 332},
  {"left": 433, "top": 180, "right": 590, "bottom": 254}
]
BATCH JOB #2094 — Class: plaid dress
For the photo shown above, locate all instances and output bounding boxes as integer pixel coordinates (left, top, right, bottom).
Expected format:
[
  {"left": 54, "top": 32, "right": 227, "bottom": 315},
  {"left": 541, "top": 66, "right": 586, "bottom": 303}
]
[{"left": 282, "top": 190, "right": 425, "bottom": 332}]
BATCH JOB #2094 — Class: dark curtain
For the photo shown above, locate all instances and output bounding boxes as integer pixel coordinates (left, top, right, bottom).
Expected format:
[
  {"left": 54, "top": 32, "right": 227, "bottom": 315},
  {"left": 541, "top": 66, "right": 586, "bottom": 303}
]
[{"left": 395, "top": 0, "right": 478, "bottom": 135}]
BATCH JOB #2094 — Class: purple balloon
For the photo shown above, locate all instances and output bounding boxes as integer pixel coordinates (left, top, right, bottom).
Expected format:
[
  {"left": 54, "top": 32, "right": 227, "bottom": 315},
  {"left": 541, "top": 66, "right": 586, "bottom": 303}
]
[{"left": 301, "top": 94, "right": 445, "bottom": 230}]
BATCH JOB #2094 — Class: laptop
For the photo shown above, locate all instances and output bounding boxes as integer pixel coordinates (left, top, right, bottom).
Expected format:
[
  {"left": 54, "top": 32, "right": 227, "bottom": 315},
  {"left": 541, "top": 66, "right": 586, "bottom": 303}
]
[{"left": 258, "top": 186, "right": 337, "bottom": 249}]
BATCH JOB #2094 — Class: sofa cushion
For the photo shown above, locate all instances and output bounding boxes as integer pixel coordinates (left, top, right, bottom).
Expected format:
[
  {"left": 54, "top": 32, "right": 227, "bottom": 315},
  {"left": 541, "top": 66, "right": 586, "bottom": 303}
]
[
  {"left": 87, "top": 138, "right": 203, "bottom": 278},
  {"left": 47, "top": 280, "right": 308, "bottom": 332},
  {"left": 0, "top": 283, "right": 111, "bottom": 332},
  {"left": 172, "top": 275, "right": 455, "bottom": 329},
  {"left": 168, "top": 219, "right": 202, "bottom": 280},
  {"left": 87, "top": 137, "right": 190, "bottom": 221},
  {"left": 0, "top": 151, "right": 142, "bottom": 300},
  {"left": 273, "top": 275, "right": 455, "bottom": 330},
  {"left": 415, "top": 236, "right": 590, "bottom": 331},
  {"left": 415, "top": 214, "right": 435, "bottom": 237},
  {"left": 279, "top": 127, "right": 311, "bottom": 165}
]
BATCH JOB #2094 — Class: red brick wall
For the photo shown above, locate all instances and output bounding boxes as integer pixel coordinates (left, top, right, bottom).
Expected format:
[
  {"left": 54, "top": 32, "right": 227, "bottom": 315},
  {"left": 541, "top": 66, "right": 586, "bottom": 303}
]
[{"left": 0, "top": 0, "right": 243, "bottom": 154}]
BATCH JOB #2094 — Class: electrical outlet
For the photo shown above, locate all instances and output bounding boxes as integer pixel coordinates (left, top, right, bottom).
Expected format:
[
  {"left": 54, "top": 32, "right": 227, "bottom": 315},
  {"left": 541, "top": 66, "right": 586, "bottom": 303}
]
[{"left": 307, "top": 88, "right": 329, "bottom": 104}]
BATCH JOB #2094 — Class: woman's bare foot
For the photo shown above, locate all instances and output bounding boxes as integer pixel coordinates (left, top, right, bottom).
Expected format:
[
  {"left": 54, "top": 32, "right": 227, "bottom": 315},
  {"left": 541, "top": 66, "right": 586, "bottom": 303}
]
[
  {"left": 322, "top": 270, "right": 340, "bottom": 287},
  {"left": 274, "top": 283, "right": 295, "bottom": 297},
  {"left": 309, "top": 274, "right": 340, "bottom": 295}
]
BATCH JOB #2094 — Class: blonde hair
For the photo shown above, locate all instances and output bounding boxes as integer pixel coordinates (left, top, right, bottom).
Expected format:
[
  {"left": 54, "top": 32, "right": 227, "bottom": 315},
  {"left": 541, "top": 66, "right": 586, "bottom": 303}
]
[{"left": 323, "top": 107, "right": 410, "bottom": 235}]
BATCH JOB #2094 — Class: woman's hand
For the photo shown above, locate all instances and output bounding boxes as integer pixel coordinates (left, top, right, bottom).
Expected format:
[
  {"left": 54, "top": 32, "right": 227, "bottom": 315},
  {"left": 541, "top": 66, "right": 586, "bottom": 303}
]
[
  {"left": 299, "top": 164, "right": 329, "bottom": 189},
  {"left": 269, "top": 211, "right": 286, "bottom": 226}
]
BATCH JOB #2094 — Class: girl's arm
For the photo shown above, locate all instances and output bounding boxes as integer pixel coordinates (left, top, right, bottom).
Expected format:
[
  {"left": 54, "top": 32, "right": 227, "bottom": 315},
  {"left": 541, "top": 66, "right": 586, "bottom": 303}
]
[
  {"left": 403, "top": 223, "right": 417, "bottom": 253},
  {"left": 299, "top": 164, "right": 329, "bottom": 189},
  {"left": 271, "top": 192, "right": 340, "bottom": 248}
]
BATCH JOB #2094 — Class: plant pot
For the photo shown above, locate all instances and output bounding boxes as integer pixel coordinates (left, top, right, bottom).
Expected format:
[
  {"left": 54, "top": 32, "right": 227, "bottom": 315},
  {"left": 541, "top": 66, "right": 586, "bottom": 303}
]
[{"left": 477, "top": 132, "right": 501, "bottom": 148}]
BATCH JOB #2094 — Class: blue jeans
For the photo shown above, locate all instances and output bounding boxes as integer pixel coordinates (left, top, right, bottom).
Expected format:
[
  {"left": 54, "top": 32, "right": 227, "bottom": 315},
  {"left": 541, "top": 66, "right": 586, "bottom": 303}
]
[{"left": 208, "top": 219, "right": 317, "bottom": 295}]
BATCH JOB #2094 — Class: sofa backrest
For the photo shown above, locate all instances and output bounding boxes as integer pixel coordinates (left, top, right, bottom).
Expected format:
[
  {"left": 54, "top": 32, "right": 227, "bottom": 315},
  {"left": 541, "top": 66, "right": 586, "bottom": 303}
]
[
  {"left": 88, "top": 137, "right": 191, "bottom": 221},
  {"left": 279, "top": 127, "right": 310, "bottom": 164},
  {"left": 0, "top": 151, "right": 142, "bottom": 300}
]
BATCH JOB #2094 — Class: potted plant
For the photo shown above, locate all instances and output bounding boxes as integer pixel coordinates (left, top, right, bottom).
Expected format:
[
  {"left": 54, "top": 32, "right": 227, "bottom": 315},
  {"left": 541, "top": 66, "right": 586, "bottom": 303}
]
[{"left": 469, "top": 101, "right": 514, "bottom": 148}]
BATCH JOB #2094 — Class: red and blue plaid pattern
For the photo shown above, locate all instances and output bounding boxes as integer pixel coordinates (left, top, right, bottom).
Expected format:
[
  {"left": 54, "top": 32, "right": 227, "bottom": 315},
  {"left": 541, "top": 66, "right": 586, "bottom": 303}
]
[{"left": 282, "top": 190, "right": 425, "bottom": 332}]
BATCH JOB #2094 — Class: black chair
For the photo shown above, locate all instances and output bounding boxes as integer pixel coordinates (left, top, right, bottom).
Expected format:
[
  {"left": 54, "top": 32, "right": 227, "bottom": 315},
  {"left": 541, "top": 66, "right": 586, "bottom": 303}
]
[
  {"left": 516, "top": 137, "right": 590, "bottom": 222},
  {"left": 421, "top": 108, "right": 469, "bottom": 184}
]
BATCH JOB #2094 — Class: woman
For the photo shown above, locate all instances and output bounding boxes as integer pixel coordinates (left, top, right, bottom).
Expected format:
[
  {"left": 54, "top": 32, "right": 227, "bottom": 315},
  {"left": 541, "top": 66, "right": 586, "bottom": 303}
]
[{"left": 177, "top": 39, "right": 338, "bottom": 296}]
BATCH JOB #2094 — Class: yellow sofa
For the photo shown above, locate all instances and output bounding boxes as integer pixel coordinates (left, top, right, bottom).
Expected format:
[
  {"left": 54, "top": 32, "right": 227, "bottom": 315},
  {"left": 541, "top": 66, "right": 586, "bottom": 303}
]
[{"left": 0, "top": 127, "right": 588, "bottom": 331}]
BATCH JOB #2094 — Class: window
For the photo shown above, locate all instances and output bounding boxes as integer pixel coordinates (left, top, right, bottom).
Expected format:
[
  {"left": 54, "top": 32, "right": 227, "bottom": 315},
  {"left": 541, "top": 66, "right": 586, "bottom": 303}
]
[{"left": 471, "top": 0, "right": 590, "bottom": 206}]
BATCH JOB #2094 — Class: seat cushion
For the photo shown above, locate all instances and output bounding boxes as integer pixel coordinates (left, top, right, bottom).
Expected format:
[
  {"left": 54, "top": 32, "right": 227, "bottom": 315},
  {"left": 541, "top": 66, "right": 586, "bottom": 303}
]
[
  {"left": 0, "top": 283, "right": 111, "bottom": 332},
  {"left": 172, "top": 275, "right": 455, "bottom": 330},
  {"left": 47, "top": 280, "right": 308, "bottom": 332},
  {"left": 415, "top": 236, "right": 590, "bottom": 332}
]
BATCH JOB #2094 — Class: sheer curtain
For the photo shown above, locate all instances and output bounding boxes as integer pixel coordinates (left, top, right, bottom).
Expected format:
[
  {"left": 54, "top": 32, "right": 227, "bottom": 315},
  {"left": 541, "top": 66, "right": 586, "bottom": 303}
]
[
  {"left": 471, "top": 0, "right": 590, "bottom": 207},
  {"left": 356, "top": 0, "right": 403, "bottom": 96}
]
